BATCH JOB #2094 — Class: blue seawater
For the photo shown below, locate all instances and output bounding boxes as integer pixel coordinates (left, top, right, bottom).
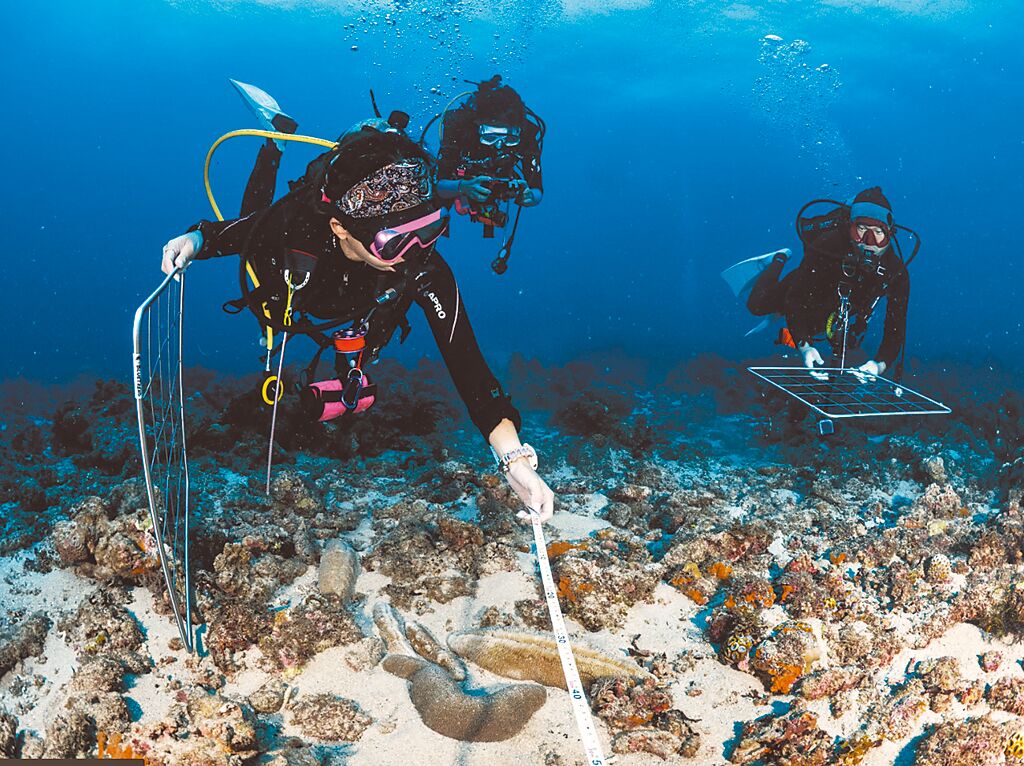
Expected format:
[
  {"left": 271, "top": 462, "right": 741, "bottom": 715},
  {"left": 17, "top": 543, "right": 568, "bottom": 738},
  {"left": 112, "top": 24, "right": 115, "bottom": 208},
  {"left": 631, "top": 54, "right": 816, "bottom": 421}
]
[{"left": 1, "top": 0, "right": 1021, "bottom": 383}]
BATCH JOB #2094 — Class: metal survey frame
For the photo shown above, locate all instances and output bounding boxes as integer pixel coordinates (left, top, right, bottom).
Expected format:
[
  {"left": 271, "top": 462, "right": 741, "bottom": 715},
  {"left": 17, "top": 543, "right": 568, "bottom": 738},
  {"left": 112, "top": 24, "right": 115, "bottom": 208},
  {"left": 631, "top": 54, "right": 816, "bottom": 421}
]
[
  {"left": 132, "top": 269, "right": 194, "bottom": 652},
  {"left": 748, "top": 365, "right": 952, "bottom": 433}
]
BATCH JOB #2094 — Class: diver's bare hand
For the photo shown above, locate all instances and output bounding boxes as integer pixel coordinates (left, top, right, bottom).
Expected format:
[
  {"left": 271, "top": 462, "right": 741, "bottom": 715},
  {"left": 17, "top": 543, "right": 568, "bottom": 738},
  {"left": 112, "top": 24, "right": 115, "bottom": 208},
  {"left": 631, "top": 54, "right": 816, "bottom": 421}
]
[
  {"left": 459, "top": 177, "right": 493, "bottom": 203},
  {"left": 506, "top": 461, "right": 555, "bottom": 524},
  {"left": 161, "top": 232, "right": 203, "bottom": 275}
]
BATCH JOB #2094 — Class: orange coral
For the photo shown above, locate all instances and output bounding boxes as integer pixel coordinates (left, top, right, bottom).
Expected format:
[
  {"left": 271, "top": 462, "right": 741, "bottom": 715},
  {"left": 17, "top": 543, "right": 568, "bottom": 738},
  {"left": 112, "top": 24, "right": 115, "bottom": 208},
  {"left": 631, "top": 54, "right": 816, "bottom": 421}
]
[
  {"left": 769, "top": 664, "right": 803, "bottom": 694},
  {"left": 546, "top": 541, "right": 587, "bottom": 559},
  {"left": 829, "top": 551, "right": 847, "bottom": 565},
  {"left": 685, "top": 588, "right": 709, "bottom": 605},
  {"left": 743, "top": 590, "right": 775, "bottom": 608},
  {"left": 98, "top": 731, "right": 148, "bottom": 763},
  {"left": 779, "top": 584, "right": 795, "bottom": 602},
  {"left": 557, "top": 576, "right": 577, "bottom": 603},
  {"left": 557, "top": 576, "right": 594, "bottom": 604},
  {"left": 709, "top": 562, "right": 733, "bottom": 580},
  {"left": 667, "top": 574, "right": 709, "bottom": 605}
]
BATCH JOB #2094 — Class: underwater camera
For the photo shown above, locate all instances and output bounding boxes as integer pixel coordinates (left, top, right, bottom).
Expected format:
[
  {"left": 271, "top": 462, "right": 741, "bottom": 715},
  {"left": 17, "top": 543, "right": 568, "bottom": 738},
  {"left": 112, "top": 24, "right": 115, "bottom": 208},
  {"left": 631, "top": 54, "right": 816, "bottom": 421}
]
[{"left": 486, "top": 177, "right": 524, "bottom": 201}]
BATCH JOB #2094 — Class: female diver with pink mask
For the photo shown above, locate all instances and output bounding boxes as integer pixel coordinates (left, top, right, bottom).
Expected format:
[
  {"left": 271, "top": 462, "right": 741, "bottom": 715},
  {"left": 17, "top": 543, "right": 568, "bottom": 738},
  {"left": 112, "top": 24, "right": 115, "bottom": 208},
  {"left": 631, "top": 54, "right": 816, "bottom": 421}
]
[{"left": 159, "top": 109, "right": 555, "bottom": 525}]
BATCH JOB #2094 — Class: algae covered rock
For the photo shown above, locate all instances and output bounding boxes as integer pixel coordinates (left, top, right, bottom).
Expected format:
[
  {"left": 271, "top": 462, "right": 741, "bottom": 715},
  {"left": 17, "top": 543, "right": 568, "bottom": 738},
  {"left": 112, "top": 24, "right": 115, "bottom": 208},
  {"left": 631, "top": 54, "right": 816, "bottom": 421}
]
[
  {"left": 287, "top": 693, "right": 371, "bottom": 742},
  {"left": 0, "top": 710, "right": 17, "bottom": 758},
  {"left": 0, "top": 612, "right": 50, "bottom": 677},
  {"left": 730, "top": 703, "right": 832, "bottom": 765},
  {"left": 41, "top": 709, "right": 94, "bottom": 758},
  {"left": 259, "top": 593, "right": 364, "bottom": 672},
  {"left": 186, "top": 690, "right": 258, "bottom": 757},
  {"left": 914, "top": 715, "right": 1009, "bottom": 766},
  {"left": 248, "top": 678, "right": 289, "bottom": 714}
]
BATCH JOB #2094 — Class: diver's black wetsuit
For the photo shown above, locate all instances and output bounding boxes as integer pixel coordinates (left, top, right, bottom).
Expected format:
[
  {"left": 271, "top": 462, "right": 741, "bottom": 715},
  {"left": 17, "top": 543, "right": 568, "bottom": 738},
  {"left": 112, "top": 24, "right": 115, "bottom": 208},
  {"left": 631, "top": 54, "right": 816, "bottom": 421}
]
[
  {"left": 437, "top": 106, "right": 543, "bottom": 192},
  {"left": 747, "top": 228, "right": 910, "bottom": 367},
  {"left": 190, "top": 190, "right": 520, "bottom": 439}
]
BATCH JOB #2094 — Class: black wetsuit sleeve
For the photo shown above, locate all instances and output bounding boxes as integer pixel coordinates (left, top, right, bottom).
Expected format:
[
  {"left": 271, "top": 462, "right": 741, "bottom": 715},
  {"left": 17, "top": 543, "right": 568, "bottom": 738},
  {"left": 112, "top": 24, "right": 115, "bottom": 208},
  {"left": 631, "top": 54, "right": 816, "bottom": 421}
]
[
  {"left": 414, "top": 254, "right": 522, "bottom": 440},
  {"left": 186, "top": 214, "right": 260, "bottom": 260},
  {"left": 877, "top": 267, "right": 910, "bottom": 367}
]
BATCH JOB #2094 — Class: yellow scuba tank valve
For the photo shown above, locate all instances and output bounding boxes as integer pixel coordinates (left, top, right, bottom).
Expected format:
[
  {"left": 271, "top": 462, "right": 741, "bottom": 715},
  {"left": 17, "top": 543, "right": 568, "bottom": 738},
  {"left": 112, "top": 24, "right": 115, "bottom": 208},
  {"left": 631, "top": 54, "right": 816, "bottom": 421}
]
[{"left": 203, "top": 129, "right": 337, "bottom": 353}]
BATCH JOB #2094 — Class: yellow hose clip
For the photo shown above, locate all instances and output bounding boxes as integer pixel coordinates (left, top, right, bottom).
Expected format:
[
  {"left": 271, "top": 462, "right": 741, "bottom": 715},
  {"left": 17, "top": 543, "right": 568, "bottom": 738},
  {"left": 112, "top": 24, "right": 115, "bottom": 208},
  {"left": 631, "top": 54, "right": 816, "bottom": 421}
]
[
  {"left": 203, "top": 129, "right": 337, "bottom": 221},
  {"left": 261, "top": 375, "right": 284, "bottom": 406}
]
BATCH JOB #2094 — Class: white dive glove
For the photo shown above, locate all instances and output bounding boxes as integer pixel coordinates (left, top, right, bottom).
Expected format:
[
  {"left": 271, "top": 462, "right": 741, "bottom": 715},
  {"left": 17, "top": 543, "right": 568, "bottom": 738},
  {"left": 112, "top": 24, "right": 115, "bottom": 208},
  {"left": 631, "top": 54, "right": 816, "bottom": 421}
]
[
  {"left": 798, "top": 342, "right": 828, "bottom": 381},
  {"left": 161, "top": 231, "right": 203, "bottom": 276},
  {"left": 852, "top": 359, "right": 886, "bottom": 383}
]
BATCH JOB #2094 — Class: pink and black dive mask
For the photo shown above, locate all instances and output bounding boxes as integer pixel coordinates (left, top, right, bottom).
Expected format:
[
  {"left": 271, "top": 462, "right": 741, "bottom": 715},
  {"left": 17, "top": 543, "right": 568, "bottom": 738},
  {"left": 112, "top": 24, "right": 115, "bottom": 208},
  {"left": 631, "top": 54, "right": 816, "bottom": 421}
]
[
  {"left": 320, "top": 147, "right": 444, "bottom": 261},
  {"left": 369, "top": 207, "right": 450, "bottom": 264}
]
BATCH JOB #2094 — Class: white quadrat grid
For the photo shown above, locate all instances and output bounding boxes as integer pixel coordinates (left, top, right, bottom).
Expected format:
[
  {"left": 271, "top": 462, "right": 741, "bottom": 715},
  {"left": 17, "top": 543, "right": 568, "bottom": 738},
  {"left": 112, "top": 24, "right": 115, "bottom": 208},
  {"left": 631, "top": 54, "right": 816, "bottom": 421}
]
[{"left": 748, "top": 366, "right": 952, "bottom": 419}]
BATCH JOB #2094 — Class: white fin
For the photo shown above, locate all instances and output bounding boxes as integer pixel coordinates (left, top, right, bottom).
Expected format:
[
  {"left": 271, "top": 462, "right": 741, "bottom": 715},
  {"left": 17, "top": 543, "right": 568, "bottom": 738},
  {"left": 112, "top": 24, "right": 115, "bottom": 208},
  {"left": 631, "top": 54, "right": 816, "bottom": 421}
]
[
  {"left": 721, "top": 248, "right": 791, "bottom": 299},
  {"left": 229, "top": 79, "right": 294, "bottom": 149}
]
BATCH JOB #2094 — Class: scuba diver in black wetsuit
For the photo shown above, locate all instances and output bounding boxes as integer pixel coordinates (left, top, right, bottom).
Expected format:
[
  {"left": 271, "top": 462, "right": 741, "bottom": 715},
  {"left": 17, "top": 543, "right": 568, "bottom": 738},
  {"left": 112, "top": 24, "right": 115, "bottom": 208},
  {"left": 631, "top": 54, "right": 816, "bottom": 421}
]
[
  {"left": 158, "top": 88, "right": 555, "bottom": 524},
  {"left": 431, "top": 75, "right": 545, "bottom": 274},
  {"left": 740, "top": 187, "right": 915, "bottom": 380}
]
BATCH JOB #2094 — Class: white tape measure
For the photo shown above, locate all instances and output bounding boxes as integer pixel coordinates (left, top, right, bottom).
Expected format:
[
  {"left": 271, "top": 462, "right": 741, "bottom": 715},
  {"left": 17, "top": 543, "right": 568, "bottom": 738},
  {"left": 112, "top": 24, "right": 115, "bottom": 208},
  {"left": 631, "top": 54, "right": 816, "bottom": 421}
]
[{"left": 529, "top": 512, "right": 609, "bottom": 765}]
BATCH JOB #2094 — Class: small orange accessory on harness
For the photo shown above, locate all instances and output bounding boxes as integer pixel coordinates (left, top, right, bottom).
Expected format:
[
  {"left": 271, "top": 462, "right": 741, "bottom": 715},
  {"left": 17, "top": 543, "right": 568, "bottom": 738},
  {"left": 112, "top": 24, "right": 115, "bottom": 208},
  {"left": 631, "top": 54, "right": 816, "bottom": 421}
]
[{"left": 776, "top": 327, "right": 798, "bottom": 349}]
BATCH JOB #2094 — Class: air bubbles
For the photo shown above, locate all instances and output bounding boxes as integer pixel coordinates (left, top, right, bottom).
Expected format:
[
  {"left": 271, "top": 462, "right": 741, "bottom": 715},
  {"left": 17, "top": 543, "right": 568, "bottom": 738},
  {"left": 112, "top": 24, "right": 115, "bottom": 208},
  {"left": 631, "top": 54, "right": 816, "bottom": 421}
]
[
  {"left": 351, "top": 45, "right": 359, "bottom": 52},
  {"left": 754, "top": 33, "right": 848, "bottom": 185}
]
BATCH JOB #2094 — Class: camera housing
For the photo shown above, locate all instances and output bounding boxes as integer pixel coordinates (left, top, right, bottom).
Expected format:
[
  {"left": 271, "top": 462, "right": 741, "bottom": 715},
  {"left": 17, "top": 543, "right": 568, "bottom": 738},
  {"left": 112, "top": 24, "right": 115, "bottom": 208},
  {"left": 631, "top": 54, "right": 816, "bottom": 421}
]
[{"left": 486, "top": 178, "right": 521, "bottom": 201}]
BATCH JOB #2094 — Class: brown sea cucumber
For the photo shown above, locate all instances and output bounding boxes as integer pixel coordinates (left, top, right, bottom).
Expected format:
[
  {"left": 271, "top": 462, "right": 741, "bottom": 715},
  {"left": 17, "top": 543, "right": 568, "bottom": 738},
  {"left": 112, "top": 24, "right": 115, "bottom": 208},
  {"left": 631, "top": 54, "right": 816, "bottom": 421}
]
[
  {"left": 382, "top": 655, "right": 545, "bottom": 742},
  {"left": 372, "top": 602, "right": 416, "bottom": 656},
  {"left": 405, "top": 620, "right": 467, "bottom": 681},
  {"left": 447, "top": 628, "right": 652, "bottom": 690}
]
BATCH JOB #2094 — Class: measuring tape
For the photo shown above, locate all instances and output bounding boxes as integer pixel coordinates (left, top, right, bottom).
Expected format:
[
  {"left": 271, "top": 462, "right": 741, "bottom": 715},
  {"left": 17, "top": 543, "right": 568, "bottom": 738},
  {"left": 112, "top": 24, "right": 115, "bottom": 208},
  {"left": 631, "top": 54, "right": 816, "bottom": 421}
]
[{"left": 528, "top": 511, "right": 609, "bottom": 765}]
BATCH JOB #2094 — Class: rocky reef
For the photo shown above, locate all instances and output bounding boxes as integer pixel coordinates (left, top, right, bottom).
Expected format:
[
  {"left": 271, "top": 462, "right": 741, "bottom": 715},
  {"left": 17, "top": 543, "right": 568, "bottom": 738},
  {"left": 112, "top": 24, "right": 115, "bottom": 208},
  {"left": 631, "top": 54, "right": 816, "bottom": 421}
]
[{"left": 1, "top": 354, "right": 1024, "bottom": 763}]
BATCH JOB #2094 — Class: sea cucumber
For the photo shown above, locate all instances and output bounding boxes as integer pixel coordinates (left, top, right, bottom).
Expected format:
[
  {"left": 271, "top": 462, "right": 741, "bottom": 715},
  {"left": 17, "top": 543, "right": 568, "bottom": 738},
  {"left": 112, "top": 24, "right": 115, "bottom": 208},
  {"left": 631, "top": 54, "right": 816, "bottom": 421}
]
[
  {"left": 405, "top": 620, "right": 467, "bottom": 681},
  {"left": 372, "top": 602, "right": 416, "bottom": 656},
  {"left": 382, "top": 655, "right": 545, "bottom": 742},
  {"left": 447, "top": 628, "right": 652, "bottom": 690}
]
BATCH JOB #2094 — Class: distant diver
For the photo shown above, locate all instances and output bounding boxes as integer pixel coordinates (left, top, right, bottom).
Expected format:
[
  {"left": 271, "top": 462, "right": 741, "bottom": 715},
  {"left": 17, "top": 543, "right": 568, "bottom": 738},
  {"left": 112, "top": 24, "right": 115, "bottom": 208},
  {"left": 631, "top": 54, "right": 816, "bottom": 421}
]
[
  {"left": 425, "top": 75, "right": 545, "bottom": 274},
  {"left": 159, "top": 81, "right": 555, "bottom": 523},
  {"left": 724, "top": 187, "right": 919, "bottom": 381}
]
